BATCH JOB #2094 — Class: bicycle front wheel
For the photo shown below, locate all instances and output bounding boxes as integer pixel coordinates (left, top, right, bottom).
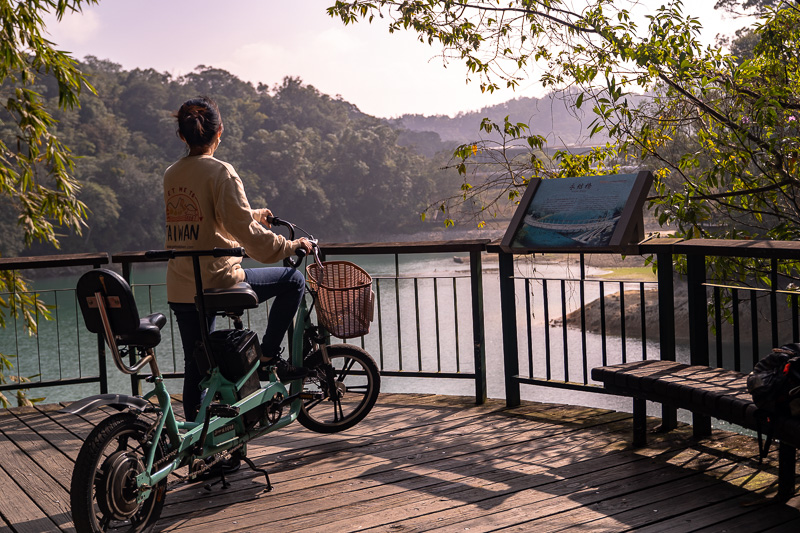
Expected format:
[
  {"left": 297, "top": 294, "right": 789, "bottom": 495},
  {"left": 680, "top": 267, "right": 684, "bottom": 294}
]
[
  {"left": 298, "top": 344, "right": 380, "bottom": 433},
  {"left": 71, "top": 413, "right": 167, "bottom": 533}
]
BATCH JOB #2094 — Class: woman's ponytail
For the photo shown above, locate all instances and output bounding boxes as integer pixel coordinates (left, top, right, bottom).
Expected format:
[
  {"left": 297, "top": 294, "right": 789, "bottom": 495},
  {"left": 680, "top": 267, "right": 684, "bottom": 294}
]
[{"left": 175, "top": 97, "right": 222, "bottom": 149}]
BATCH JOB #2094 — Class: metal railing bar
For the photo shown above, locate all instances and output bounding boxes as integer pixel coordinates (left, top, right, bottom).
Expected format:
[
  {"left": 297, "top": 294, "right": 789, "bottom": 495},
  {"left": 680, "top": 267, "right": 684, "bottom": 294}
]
[
  {"left": 560, "top": 279, "right": 568, "bottom": 382},
  {"left": 75, "top": 288, "right": 84, "bottom": 378},
  {"left": 54, "top": 291, "right": 63, "bottom": 379},
  {"left": 732, "top": 288, "right": 741, "bottom": 372},
  {"left": 619, "top": 282, "right": 627, "bottom": 364},
  {"left": 414, "top": 278, "right": 422, "bottom": 371},
  {"left": 640, "top": 282, "right": 647, "bottom": 360},
  {"left": 525, "top": 278, "right": 533, "bottom": 379},
  {"left": 377, "top": 370, "right": 476, "bottom": 380},
  {"left": 513, "top": 274, "right": 657, "bottom": 284},
  {"left": 34, "top": 291, "right": 43, "bottom": 380},
  {"left": 372, "top": 274, "right": 472, "bottom": 281},
  {"left": 434, "top": 278, "right": 442, "bottom": 373},
  {"left": 542, "top": 279, "right": 551, "bottom": 380},
  {"left": 579, "top": 255, "right": 588, "bottom": 384},
  {"left": 394, "top": 256, "right": 402, "bottom": 372},
  {"left": 12, "top": 275, "right": 21, "bottom": 384},
  {"left": 600, "top": 281, "right": 607, "bottom": 366},
  {"left": 0, "top": 376, "right": 101, "bottom": 392},
  {"left": 750, "top": 290, "right": 759, "bottom": 368},
  {"left": 376, "top": 278, "right": 384, "bottom": 368},
  {"left": 453, "top": 277, "right": 460, "bottom": 373},
  {"left": 714, "top": 286, "right": 723, "bottom": 369},
  {"left": 771, "top": 257, "right": 779, "bottom": 348}
]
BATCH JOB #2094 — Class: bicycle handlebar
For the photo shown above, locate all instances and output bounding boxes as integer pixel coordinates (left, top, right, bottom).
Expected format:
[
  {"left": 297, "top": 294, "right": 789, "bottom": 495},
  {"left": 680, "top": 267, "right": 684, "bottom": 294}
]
[{"left": 265, "top": 215, "right": 321, "bottom": 270}]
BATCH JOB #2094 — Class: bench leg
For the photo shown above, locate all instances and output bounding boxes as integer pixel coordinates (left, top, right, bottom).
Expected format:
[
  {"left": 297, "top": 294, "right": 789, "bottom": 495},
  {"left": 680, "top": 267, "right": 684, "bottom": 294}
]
[
  {"left": 633, "top": 398, "right": 647, "bottom": 447},
  {"left": 658, "top": 406, "right": 677, "bottom": 433},
  {"left": 693, "top": 413, "right": 711, "bottom": 439},
  {"left": 778, "top": 441, "right": 796, "bottom": 501}
]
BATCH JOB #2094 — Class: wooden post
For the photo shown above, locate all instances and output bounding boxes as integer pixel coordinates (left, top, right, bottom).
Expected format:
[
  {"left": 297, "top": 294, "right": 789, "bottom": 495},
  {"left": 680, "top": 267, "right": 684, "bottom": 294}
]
[
  {"left": 633, "top": 397, "right": 647, "bottom": 447},
  {"left": 687, "top": 252, "right": 712, "bottom": 437},
  {"left": 469, "top": 250, "right": 487, "bottom": 405},
  {"left": 779, "top": 441, "right": 797, "bottom": 500},
  {"left": 499, "top": 251, "right": 521, "bottom": 407},
  {"left": 657, "top": 250, "right": 678, "bottom": 432}
]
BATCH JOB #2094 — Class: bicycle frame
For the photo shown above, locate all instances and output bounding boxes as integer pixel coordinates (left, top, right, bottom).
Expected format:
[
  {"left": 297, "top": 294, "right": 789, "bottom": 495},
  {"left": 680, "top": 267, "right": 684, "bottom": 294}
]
[
  {"left": 130, "top": 281, "right": 318, "bottom": 501},
  {"left": 68, "top": 218, "right": 381, "bottom": 532},
  {"left": 70, "top": 251, "right": 319, "bottom": 504}
]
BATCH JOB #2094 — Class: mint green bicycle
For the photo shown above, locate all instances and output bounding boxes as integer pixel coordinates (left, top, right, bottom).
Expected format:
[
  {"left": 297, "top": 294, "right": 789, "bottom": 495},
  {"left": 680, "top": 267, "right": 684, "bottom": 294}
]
[{"left": 65, "top": 217, "right": 380, "bottom": 532}]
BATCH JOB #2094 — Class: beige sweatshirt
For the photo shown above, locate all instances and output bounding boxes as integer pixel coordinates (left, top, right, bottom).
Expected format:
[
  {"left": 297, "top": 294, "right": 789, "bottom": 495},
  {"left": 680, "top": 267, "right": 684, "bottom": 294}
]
[{"left": 163, "top": 155, "right": 298, "bottom": 303}]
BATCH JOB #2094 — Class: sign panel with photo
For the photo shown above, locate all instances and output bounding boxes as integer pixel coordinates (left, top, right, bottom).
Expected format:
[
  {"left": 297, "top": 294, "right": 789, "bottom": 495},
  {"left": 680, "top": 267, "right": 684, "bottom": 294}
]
[{"left": 501, "top": 171, "right": 652, "bottom": 253}]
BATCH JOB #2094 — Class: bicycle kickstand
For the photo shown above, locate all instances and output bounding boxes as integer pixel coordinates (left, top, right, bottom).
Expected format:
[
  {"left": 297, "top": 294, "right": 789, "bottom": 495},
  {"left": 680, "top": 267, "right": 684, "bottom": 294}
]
[{"left": 242, "top": 456, "right": 273, "bottom": 492}]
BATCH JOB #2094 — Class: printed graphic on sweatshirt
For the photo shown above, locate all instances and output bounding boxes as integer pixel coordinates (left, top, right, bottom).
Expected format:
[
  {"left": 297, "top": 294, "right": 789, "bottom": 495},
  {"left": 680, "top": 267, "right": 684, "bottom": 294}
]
[{"left": 166, "top": 187, "right": 203, "bottom": 242}]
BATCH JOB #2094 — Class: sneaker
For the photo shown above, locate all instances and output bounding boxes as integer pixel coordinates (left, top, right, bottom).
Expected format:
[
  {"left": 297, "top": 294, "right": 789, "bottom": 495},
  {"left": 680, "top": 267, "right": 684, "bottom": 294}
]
[{"left": 257, "top": 356, "right": 309, "bottom": 381}]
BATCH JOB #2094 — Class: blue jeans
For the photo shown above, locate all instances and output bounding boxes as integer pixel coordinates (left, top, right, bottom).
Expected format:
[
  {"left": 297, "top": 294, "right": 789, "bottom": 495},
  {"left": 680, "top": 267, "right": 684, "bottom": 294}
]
[
  {"left": 242, "top": 267, "right": 306, "bottom": 356},
  {"left": 171, "top": 266, "right": 305, "bottom": 420}
]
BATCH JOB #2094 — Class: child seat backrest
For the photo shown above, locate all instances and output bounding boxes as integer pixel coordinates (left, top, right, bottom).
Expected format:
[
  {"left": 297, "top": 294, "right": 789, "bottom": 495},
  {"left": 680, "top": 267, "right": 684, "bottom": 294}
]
[{"left": 76, "top": 268, "right": 141, "bottom": 336}]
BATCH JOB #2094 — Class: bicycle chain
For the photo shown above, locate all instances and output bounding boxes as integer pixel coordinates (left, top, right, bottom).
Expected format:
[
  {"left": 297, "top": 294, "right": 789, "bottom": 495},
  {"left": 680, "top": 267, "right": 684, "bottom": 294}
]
[
  {"left": 165, "top": 444, "right": 243, "bottom": 491},
  {"left": 154, "top": 447, "right": 178, "bottom": 471}
]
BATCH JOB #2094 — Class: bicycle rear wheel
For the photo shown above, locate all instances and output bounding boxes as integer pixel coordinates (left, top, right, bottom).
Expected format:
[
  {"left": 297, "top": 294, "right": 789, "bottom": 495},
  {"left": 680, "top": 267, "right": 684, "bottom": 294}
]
[
  {"left": 71, "top": 413, "right": 167, "bottom": 533},
  {"left": 298, "top": 344, "right": 380, "bottom": 433}
]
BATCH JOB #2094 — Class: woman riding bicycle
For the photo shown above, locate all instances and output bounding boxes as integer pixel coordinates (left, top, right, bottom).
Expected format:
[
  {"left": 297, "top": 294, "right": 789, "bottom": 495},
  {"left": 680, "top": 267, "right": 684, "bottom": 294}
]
[{"left": 164, "top": 96, "right": 312, "bottom": 421}]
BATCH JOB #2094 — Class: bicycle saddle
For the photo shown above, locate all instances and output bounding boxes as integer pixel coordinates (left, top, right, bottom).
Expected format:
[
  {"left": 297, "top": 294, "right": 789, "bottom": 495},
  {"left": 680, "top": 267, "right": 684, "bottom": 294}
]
[
  {"left": 200, "top": 283, "right": 259, "bottom": 315},
  {"left": 76, "top": 268, "right": 166, "bottom": 349}
]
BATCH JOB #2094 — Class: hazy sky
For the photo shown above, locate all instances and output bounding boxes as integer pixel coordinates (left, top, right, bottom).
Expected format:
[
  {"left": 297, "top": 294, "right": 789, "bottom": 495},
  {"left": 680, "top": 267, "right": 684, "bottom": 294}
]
[{"left": 46, "top": 0, "right": 751, "bottom": 118}]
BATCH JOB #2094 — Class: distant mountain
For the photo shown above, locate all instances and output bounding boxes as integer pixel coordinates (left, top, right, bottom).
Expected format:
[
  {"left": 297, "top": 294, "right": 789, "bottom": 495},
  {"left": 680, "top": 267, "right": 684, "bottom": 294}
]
[{"left": 394, "top": 93, "right": 609, "bottom": 148}]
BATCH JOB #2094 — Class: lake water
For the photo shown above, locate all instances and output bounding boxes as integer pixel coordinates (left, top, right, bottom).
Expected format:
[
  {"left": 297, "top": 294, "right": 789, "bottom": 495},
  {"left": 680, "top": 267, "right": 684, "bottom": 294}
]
[{"left": 1, "top": 254, "right": 691, "bottom": 418}]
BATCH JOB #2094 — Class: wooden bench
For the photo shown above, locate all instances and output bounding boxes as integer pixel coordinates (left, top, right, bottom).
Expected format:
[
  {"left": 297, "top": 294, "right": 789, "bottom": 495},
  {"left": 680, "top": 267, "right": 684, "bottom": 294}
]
[{"left": 591, "top": 359, "right": 800, "bottom": 500}]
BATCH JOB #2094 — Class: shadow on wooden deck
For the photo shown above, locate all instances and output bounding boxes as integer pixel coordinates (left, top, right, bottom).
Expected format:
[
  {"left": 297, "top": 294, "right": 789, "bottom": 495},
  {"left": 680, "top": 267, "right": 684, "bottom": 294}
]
[{"left": 1, "top": 393, "right": 800, "bottom": 532}]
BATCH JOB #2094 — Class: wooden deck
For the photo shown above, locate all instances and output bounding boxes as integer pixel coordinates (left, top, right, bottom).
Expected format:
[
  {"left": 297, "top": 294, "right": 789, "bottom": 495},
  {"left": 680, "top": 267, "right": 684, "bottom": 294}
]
[{"left": 2, "top": 393, "right": 800, "bottom": 532}]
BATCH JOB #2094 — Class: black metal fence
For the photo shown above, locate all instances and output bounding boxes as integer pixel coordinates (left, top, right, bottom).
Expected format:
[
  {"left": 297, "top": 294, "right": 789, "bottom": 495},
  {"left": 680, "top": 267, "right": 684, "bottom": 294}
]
[
  {"left": 0, "top": 241, "right": 489, "bottom": 405},
  {"left": 3, "top": 237, "right": 799, "bottom": 410},
  {"left": 0, "top": 253, "right": 111, "bottom": 399}
]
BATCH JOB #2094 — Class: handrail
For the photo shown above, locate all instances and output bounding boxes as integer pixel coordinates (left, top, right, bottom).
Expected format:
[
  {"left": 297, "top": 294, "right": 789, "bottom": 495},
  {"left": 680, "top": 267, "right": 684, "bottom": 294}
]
[
  {"left": 112, "top": 240, "right": 491, "bottom": 262},
  {"left": 674, "top": 238, "right": 800, "bottom": 259},
  {"left": 0, "top": 252, "right": 109, "bottom": 271}
]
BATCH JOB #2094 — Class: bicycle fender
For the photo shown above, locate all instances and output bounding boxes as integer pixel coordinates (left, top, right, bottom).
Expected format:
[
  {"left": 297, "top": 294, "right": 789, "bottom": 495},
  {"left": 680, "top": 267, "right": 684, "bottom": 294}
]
[{"left": 59, "top": 393, "right": 149, "bottom": 415}]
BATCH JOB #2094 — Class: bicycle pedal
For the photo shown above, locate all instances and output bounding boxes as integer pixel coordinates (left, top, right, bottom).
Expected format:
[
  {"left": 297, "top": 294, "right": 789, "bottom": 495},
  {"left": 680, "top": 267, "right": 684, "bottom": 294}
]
[
  {"left": 208, "top": 403, "right": 240, "bottom": 418},
  {"left": 299, "top": 392, "right": 324, "bottom": 401}
]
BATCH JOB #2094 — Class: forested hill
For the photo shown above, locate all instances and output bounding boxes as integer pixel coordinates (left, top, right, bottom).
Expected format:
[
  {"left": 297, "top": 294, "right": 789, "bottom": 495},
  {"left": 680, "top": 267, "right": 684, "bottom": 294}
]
[
  {"left": 2, "top": 58, "right": 464, "bottom": 258},
  {"left": 395, "top": 93, "right": 599, "bottom": 147}
]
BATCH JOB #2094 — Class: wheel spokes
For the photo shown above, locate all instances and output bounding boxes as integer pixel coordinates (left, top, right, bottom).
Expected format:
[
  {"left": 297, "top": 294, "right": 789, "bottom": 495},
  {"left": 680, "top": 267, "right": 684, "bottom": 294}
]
[
  {"left": 333, "top": 398, "right": 344, "bottom": 422},
  {"left": 303, "top": 398, "right": 324, "bottom": 410},
  {"left": 335, "top": 358, "right": 357, "bottom": 382}
]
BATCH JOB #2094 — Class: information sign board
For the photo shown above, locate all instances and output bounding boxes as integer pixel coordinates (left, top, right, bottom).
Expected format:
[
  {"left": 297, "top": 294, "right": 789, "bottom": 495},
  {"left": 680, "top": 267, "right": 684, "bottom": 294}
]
[{"left": 501, "top": 170, "right": 653, "bottom": 253}]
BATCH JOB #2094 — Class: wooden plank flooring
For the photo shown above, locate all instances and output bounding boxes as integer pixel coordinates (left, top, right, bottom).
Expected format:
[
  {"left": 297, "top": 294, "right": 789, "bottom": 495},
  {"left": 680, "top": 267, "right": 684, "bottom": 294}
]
[{"left": 1, "top": 393, "right": 800, "bottom": 532}]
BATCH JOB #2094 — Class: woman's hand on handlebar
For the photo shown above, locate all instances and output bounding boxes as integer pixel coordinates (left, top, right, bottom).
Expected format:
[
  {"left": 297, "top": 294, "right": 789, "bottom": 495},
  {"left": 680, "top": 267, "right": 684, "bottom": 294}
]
[
  {"left": 255, "top": 208, "right": 274, "bottom": 228},
  {"left": 294, "top": 237, "right": 314, "bottom": 256}
]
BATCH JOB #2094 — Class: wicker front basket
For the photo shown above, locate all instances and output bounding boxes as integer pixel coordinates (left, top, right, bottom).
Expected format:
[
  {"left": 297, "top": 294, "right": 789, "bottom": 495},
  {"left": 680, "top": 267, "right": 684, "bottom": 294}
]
[{"left": 306, "top": 261, "right": 374, "bottom": 339}]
